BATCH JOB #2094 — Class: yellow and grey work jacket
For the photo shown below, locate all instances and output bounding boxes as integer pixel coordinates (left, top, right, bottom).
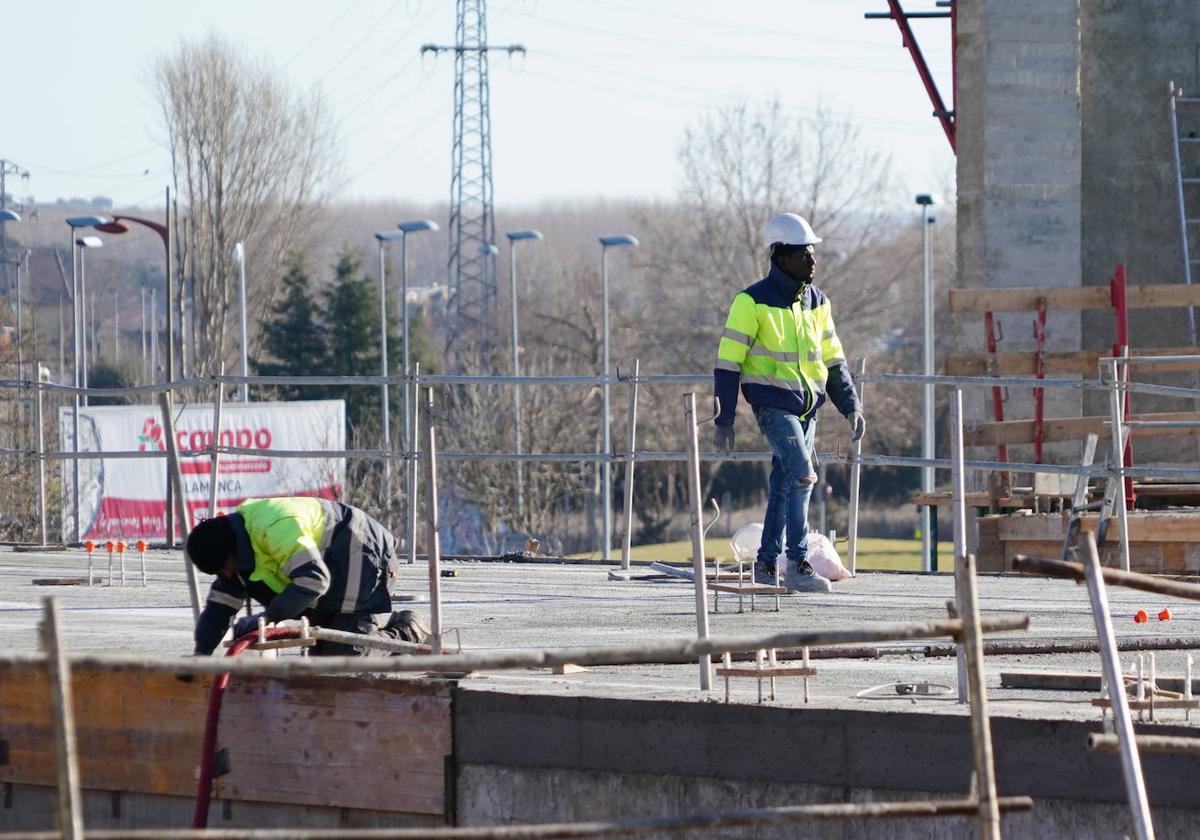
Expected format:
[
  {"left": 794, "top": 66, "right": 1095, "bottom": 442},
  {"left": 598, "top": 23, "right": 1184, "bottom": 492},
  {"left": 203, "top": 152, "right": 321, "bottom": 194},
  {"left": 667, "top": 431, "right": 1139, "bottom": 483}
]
[
  {"left": 194, "top": 497, "right": 399, "bottom": 654},
  {"left": 714, "top": 264, "right": 860, "bottom": 426}
]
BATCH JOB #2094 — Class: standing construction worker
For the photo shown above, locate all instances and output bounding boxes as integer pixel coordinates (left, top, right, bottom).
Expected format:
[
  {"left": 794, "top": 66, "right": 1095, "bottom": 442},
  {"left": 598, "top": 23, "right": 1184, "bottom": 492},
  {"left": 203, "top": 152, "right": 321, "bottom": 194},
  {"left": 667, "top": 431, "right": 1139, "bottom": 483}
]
[
  {"left": 713, "top": 213, "right": 865, "bottom": 593},
  {"left": 186, "top": 496, "right": 428, "bottom": 656}
]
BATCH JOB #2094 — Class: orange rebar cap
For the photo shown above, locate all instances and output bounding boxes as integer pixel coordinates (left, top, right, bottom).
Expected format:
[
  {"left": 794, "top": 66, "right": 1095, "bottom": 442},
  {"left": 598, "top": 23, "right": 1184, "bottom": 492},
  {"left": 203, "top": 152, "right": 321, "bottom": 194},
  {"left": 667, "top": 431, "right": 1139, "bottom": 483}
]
[
  {"left": 116, "top": 541, "right": 126, "bottom": 553},
  {"left": 84, "top": 540, "right": 95, "bottom": 552},
  {"left": 105, "top": 540, "right": 115, "bottom": 553},
  {"left": 1133, "top": 610, "right": 1149, "bottom": 624},
  {"left": 1158, "top": 608, "right": 1172, "bottom": 622},
  {"left": 136, "top": 540, "right": 148, "bottom": 552}
]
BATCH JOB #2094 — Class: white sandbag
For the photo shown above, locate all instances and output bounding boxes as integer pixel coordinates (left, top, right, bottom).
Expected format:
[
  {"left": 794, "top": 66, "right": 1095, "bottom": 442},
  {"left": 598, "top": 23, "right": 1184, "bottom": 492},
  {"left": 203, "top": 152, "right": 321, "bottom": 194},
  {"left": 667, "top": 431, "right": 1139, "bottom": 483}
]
[
  {"left": 729, "top": 522, "right": 764, "bottom": 563},
  {"left": 728, "top": 522, "right": 852, "bottom": 581},
  {"left": 805, "top": 531, "right": 852, "bottom": 581}
]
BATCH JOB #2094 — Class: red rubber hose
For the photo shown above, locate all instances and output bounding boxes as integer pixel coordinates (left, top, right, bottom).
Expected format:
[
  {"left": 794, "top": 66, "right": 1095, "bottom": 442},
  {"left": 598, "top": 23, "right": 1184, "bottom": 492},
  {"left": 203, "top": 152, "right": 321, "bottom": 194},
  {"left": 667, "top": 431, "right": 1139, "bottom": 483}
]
[{"left": 192, "top": 626, "right": 300, "bottom": 828}]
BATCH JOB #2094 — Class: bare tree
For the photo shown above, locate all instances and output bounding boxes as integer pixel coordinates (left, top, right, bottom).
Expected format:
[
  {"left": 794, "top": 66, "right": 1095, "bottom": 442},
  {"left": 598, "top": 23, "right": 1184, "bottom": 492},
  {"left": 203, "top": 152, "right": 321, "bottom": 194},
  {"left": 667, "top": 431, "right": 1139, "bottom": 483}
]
[{"left": 151, "top": 34, "right": 339, "bottom": 376}]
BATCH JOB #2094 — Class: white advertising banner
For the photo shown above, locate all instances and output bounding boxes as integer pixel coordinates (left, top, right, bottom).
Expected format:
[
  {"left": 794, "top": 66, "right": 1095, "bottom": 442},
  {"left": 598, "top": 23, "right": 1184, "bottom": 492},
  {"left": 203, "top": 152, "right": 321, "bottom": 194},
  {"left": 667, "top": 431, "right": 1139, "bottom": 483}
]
[{"left": 59, "top": 400, "right": 345, "bottom": 541}]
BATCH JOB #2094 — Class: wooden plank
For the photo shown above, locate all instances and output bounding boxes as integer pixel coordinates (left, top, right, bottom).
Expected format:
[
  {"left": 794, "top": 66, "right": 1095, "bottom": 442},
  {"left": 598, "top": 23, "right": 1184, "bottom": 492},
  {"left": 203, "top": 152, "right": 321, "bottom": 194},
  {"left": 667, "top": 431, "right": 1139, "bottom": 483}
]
[
  {"left": 709, "top": 583, "right": 789, "bottom": 595},
  {"left": 964, "top": 411, "right": 1200, "bottom": 447},
  {"left": 216, "top": 675, "right": 450, "bottom": 815},
  {"left": 945, "top": 347, "right": 1200, "bottom": 376},
  {"left": 716, "top": 666, "right": 818, "bottom": 677},
  {"left": 948, "top": 283, "right": 1200, "bottom": 313},
  {"left": 0, "top": 665, "right": 450, "bottom": 817},
  {"left": 0, "top": 667, "right": 211, "bottom": 795},
  {"left": 997, "top": 512, "right": 1200, "bottom": 543}
]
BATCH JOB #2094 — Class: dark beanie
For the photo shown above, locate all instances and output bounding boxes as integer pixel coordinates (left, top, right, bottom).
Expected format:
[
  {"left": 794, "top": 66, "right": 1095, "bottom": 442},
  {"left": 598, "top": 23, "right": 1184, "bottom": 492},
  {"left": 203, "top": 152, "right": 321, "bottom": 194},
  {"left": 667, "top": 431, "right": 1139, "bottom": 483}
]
[{"left": 186, "top": 516, "right": 235, "bottom": 576}]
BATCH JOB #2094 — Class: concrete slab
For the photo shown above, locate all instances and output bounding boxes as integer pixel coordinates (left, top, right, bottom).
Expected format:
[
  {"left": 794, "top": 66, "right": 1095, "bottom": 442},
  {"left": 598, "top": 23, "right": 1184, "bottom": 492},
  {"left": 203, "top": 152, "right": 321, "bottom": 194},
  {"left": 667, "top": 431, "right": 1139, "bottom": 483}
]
[{"left": 3, "top": 545, "right": 1199, "bottom": 726}]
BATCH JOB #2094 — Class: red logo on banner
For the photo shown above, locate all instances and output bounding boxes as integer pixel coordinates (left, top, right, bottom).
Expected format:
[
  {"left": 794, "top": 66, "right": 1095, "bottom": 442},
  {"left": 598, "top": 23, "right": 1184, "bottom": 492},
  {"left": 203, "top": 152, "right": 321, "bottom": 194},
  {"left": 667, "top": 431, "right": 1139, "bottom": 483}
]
[{"left": 137, "top": 418, "right": 165, "bottom": 452}]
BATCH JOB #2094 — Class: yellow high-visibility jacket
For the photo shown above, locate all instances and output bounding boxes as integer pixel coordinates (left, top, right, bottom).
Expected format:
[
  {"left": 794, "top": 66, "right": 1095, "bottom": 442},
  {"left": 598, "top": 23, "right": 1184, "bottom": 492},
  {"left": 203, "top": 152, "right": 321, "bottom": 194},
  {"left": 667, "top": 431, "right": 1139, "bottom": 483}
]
[{"left": 714, "top": 264, "right": 859, "bottom": 425}]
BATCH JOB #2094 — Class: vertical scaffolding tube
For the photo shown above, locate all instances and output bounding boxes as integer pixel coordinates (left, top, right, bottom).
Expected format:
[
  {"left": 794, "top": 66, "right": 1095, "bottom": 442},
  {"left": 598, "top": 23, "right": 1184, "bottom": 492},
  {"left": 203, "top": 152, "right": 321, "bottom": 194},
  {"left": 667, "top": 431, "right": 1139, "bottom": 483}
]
[
  {"left": 847, "top": 357, "right": 866, "bottom": 575},
  {"left": 620, "top": 358, "right": 641, "bottom": 570},
  {"left": 159, "top": 392, "right": 201, "bottom": 620},
  {"left": 207, "top": 370, "right": 225, "bottom": 520},
  {"left": 684, "top": 393, "right": 712, "bottom": 691},
  {"left": 1082, "top": 531, "right": 1155, "bottom": 840},
  {"left": 407, "top": 363, "right": 421, "bottom": 565},
  {"left": 35, "top": 373, "right": 47, "bottom": 546},
  {"left": 423, "top": 386, "right": 443, "bottom": 654},
  {"left": 41, "top": 597, "right": 84, "bottom": 840},
  {"left": 1107, "top": 359, "right": 1133, "bottom": 572},
  {"left": 950, "top": 389, "right": 970, "bottom": 704}
]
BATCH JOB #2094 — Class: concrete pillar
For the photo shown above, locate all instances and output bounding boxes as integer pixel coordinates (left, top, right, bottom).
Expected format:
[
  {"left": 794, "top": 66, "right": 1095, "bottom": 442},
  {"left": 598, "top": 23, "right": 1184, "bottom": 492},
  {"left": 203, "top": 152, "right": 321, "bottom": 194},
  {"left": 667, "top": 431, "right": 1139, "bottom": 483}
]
[{"left": 956, "top": 0, "right": 1083, "bottom": 462}]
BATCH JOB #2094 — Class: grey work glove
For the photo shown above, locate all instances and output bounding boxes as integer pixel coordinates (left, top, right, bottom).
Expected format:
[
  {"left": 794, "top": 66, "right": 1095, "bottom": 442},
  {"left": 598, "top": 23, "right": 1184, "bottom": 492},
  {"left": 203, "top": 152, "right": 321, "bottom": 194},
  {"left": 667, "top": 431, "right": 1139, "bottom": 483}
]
[
  {"left": 848, "top": 411, "right": 866, "bottom": 443},
  {"left": 713, "top": 424, "right": 735, "bottom": 452},
  {"left": 233, "top": 611, "right": 266, "bottom": 639}
]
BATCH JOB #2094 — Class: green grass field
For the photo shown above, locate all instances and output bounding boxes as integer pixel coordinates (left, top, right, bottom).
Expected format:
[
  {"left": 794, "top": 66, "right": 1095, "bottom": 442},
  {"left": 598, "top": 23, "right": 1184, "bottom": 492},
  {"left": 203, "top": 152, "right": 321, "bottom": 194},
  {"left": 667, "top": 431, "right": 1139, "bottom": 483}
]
[{"left": 571, "top": 536, "right": 956, "bottom": 571}]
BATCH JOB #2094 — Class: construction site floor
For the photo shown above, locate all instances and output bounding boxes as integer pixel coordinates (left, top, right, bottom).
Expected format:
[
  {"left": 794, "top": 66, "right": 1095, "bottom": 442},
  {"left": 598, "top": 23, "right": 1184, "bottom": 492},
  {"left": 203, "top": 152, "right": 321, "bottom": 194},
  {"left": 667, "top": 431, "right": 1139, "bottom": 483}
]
[{"left": 2, "top": 545, "right": 1198, "bottom": 726}]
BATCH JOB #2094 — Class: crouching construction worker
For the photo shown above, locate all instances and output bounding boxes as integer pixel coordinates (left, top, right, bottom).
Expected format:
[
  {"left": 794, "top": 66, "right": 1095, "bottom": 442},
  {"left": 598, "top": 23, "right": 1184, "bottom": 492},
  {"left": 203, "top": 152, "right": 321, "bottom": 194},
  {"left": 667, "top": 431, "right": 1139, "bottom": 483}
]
[
  {"left": 713, "top": 212, "right": 865, "bottom": 593},
  {"left": 187, "top": 496, "right": 428, "bottom": 656}
]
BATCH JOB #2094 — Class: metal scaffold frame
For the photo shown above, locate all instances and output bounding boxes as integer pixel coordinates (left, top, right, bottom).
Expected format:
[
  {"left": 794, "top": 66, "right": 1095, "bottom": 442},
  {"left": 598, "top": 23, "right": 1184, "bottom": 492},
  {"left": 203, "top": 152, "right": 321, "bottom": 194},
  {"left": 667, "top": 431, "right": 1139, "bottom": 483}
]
[{"left": 6, "top": 355, "right": 1200, "bottom": 581}]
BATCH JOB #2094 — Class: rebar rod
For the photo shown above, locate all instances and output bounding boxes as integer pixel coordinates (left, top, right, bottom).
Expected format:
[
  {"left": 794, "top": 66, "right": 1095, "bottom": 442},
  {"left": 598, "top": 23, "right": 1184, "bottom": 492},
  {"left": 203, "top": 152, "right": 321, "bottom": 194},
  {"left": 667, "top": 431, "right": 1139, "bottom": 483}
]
[
  {"left": 1088, "top": 733, "right": 1200, "bottom": 755},
  {"left": 307, "top": 627, "right": 427, "bottom": 655},
  {"left": 41, "top": 597, "right": 83, "bottom": 840},
  {"left": 1013, "top": 555, "right": 1200, "bottom": 601},
  {"left": 423, "top": 386, "right": 443, "bottom": 654},
  {"left": 1081, "top": 531, "right": 1155, "bottom": 840},
  {"left": 0, "top": 615, "right": 1030, "bottom": 678},
  {"left": 158, "top": 392, "right": 200, "bottom": 618},
  {"left": 2, "top": 796, "right": 1034, "bottom": 839},
  {"left": 847, "top": 358, "right": 866, "bottom": 575},
  {"left": 683, "top": 393, "right": 712, "bottom": 690}
]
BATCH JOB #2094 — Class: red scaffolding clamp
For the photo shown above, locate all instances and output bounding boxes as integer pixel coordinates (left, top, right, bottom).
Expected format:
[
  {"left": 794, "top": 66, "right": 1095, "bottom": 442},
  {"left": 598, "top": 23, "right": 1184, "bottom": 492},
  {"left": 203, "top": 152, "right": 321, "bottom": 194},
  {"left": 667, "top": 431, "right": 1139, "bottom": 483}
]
[
  {"left": 1110, "top": 264, "right": 1135, "bottom": 511},
  {"left": 866, "top": 0, "right": 957, "bottom": 153}
]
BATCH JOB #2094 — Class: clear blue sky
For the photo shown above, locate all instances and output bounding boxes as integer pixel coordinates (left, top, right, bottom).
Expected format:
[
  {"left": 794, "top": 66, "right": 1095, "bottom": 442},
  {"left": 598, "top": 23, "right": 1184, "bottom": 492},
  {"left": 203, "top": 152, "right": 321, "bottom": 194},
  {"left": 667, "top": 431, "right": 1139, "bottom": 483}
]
[{"left": 2, "top": 0, "right": 956, "bottom": 209}]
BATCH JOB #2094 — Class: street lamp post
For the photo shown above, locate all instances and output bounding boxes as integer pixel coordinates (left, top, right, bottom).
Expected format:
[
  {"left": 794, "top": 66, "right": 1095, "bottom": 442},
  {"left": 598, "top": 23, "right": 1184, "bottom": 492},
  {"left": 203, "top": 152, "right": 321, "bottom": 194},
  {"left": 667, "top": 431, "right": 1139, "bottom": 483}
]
[
  {"left": 233, "top": 243, "right": 249, "bottom": 401},
  {"left": 396, "top": 219, "right": 439, "bottom": 555},
  {"left": 95, "top": 207, "right": 177, "bottom": 543},
  {"left": 506, "top": 230, "right": 543, "bottom": 522},
  {"left": 915, "top": 193, "right": 940, "bottom": 572},
  {"left": 598, "top": 234, "right": 639, "bottom": 562},
  {"left": 374, "top": 230, "right": 404, "bottom": 509}
]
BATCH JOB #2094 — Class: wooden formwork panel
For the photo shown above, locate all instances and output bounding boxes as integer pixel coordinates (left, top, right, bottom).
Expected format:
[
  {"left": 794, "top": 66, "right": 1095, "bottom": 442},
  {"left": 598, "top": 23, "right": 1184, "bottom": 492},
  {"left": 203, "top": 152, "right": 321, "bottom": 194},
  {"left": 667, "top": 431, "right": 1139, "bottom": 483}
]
[
  {"left": 0, "top": 665, "right": 450, "bottom": 816},
  {"left": 985, "top": 512, "right": 1200, "bottom": 575}
]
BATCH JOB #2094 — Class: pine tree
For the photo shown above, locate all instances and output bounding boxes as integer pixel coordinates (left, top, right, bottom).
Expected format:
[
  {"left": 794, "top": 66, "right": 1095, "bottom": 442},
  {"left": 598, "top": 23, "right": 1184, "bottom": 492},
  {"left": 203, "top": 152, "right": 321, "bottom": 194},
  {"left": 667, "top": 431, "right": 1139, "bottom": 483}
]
[
  {"left": 256, "top": 253, "right": 326, "bottom": 401},
  {"left": 323, "top": 250, "right": 383, "bottom": 431}
]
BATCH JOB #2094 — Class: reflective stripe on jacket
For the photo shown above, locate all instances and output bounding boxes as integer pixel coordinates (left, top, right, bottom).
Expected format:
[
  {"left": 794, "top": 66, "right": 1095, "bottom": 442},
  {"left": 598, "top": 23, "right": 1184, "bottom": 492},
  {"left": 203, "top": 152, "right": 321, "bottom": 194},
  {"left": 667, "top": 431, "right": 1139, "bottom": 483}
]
[
  {"left": 713, "top": 264, "right": 859, "bottom": 424},
  {"left": 193, "top": 497, "right": 399, "bottom": 654}
]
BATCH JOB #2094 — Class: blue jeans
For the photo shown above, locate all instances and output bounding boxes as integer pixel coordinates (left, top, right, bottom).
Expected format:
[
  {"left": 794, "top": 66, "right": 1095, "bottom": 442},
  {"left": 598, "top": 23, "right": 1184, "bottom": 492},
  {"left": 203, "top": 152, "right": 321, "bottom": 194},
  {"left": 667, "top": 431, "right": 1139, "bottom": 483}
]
[{"left": 754, "top": 407, "right": 816, "bottom": 569}]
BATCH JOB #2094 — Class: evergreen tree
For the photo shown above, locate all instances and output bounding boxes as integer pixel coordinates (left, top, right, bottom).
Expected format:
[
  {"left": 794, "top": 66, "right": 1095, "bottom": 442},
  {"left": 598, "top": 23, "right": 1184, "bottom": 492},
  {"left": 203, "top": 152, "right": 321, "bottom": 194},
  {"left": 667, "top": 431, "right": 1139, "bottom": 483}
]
[
  {"left": 323, "top": 250, "right": 383, "bottom": 431},
  {"left": 256, "top": 253, "right": 326, "bottom": 401}
]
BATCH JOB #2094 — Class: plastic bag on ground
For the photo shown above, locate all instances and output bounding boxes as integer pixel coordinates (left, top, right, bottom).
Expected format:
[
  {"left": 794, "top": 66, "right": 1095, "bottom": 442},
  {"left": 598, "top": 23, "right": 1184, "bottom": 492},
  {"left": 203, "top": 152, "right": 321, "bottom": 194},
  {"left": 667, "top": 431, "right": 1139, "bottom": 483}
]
[{"left": 728, "top": 522, "right": 852, "bottom": 581}]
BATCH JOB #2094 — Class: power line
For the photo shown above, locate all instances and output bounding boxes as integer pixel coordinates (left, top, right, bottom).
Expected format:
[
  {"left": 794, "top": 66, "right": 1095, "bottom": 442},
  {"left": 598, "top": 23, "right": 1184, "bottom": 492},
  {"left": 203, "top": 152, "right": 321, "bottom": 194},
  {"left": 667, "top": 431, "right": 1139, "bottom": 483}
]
[{"left": 280, "top": 0, "right": 370, "bottom": 70}]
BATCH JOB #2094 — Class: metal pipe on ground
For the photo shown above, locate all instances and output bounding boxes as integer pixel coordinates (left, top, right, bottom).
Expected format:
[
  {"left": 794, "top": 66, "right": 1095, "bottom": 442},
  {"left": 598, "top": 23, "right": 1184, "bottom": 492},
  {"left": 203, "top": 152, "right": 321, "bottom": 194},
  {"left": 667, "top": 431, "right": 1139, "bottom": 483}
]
[
  {"left": 1013, "top": 554, "right": 1200, "bottom": 602},
  {"left": 924, "top": 636, "right": 1200, "bottom": 658},
  {"left": 0, "top": 614, "right": 1030, "bottom": 678},
  {"left": 1080, "top": 531, "right": 1155, "bottom": 840},
  {"left": 1089, "top": 733, "right": 1200, "bottom": 756},
  {"left": 3, "top": 796, "right": 1034, "bottom": 839}
]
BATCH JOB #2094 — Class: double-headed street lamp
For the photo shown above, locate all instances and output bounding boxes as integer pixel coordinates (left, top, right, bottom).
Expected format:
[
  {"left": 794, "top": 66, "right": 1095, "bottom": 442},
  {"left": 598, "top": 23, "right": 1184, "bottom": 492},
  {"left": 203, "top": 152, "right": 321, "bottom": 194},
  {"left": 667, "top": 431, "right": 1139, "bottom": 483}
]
[
  {"left": 598, "top": 234, "right": 639, "bottom": 562},
  {"left": 75, "top": 236, "right": 104, "bottom": 402},
  {"left": 374, "top": 230, "right": 405, "bottom": 507},
  {"left": 396, "top": 219, "right": 438, "bottom": 557},
  {"left": 506, "top": 229, "right": 543, "bottom": 521},
  {"left": 396, "top": 220, "right": 439, "bottom": 457},
  {"left": 64, "top": 216, "right": 107, "bottom": 546},
  {"left": 915, "top": 193, "right": 940, "bottom": 572}
]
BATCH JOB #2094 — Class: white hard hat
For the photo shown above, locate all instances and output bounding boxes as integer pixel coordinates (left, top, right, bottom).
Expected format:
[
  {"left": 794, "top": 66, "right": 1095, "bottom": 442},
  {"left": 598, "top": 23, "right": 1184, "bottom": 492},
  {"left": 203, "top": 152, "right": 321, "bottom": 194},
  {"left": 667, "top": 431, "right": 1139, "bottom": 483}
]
[{"left": 762, "top": 212, "right": 822, "bottom": 249}]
